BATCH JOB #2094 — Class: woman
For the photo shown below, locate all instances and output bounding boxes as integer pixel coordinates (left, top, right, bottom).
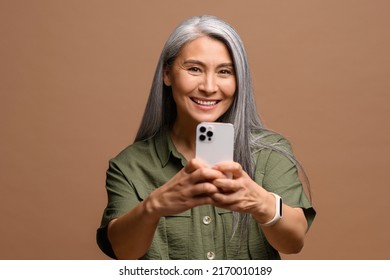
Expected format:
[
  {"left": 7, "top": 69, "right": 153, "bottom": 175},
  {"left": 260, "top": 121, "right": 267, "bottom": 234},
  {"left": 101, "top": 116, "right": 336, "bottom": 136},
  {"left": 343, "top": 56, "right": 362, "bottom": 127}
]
[{"left": 97, "top": 15, "right": 316, "bottom": 260}]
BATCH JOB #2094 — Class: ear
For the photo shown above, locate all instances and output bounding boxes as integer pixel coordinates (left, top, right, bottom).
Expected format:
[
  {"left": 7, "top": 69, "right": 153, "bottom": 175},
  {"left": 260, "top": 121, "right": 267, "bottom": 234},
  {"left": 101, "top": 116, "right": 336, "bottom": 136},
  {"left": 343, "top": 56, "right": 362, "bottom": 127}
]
[{"left": 163, "top": 66, "right": 172, "bottom": 86}]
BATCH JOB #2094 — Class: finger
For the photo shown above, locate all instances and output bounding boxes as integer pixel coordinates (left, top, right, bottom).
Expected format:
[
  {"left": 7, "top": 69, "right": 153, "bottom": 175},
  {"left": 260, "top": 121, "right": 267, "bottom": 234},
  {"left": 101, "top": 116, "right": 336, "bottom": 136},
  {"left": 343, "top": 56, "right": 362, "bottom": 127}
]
[
  {"left": 213, "top": 161, "right": 243, "bottom": 178},
  {"left": 213, "top": 178, "right": 240, "bottom": 193},
  {"left": 191, "top": 195, "right": 215, "bottom": 208},
  {"left": 210, "top": 192, "right": 240, "bottom": 209},
  {"left": 190, "top": 182, "right": 219, "bottom": 197},
  {"left": 184, "top": 158, "right": 209, "bottom": 174},
  {"left": 189, "top": 166, "right": 226, "bottom": 185}
]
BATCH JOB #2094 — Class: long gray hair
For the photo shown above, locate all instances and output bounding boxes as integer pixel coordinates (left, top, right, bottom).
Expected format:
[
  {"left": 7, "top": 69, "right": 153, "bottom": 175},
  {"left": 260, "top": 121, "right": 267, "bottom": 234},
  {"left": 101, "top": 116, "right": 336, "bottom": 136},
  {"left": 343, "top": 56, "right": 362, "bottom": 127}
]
[{"left": 135, "top": 15, "right": 309, "bottom": 238}]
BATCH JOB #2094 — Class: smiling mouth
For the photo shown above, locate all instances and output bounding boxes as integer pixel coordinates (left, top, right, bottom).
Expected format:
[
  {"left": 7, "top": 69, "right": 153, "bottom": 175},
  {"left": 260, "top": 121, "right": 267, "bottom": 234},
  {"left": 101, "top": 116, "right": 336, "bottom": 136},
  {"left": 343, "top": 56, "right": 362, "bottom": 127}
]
[{"left": 191, "top": 98, "right": 220, "bottom": 106}]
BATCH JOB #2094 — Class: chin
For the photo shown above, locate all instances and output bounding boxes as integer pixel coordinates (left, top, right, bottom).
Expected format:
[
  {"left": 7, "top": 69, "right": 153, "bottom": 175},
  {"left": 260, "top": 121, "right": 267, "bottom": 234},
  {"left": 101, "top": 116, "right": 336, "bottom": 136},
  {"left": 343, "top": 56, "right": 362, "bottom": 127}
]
[
  {"left": 196, "top": 117, "right": 219, "bottom": 123},
  {"left": 196, "top": 112, "right": 224, "bottom": 122}
]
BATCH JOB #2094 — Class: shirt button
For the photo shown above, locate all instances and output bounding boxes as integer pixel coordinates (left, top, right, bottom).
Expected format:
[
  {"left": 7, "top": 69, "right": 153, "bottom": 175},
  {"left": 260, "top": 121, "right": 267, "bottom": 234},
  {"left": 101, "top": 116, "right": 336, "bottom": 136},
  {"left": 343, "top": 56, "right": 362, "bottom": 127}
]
[
  {"left": 207, "top": 251, "right": 216, "bottom": 260},
  {"left": 203, "top": 216, "right": 211, "bottom": 225}
]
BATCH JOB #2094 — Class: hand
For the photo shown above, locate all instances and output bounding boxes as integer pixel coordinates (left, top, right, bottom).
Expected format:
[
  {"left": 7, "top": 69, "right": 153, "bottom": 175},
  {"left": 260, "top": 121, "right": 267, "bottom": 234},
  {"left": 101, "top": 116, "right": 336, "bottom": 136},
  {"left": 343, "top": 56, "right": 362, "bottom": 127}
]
[
  {"left": 210, "top": 162, "right": 273, "bottom": 219},
  {"left": 145, "top": 158, "right": 226, "bottom": 217}
]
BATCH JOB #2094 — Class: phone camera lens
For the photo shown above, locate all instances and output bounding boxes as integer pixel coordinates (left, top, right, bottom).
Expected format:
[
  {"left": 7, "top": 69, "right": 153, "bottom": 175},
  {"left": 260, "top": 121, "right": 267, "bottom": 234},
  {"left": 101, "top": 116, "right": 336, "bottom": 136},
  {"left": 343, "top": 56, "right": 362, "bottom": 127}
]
[
  {"left": 206, "top": 131, "right": 213, "bottom": 137},
  {"left": 199, "top": 134, "right": 206, "bottom": 141},
  {"left": 199, "top": 126, "right": 206, "bottom": 133}
]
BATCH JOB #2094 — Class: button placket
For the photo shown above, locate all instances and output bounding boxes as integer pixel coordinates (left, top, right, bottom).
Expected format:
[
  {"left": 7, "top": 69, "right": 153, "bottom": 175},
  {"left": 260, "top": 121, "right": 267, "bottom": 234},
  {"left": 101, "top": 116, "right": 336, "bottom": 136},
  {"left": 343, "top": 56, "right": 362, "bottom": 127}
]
[{"left": 199, "top": 206, "right": 216, "bottom": 260}]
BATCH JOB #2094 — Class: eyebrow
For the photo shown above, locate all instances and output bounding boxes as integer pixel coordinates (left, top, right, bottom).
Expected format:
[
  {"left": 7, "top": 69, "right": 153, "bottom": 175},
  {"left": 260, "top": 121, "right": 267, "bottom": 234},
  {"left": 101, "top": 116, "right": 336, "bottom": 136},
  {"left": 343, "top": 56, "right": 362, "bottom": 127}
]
[{"left": 183, "top": 59, "right": 234, "bottom": 68}]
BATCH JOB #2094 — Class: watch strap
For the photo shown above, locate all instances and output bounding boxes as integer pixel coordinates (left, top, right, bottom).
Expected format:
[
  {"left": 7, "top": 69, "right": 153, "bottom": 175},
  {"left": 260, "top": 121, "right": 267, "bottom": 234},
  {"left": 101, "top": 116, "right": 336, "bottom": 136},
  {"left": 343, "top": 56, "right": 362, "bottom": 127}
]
[{"left": 260, "top": 193, "right": 283, "bottom": 227}]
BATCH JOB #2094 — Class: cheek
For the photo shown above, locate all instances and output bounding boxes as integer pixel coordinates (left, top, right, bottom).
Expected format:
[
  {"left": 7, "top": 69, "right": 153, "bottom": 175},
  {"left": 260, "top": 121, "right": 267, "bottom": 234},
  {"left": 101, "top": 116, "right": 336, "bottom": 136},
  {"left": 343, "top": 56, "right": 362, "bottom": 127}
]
[
  {"left": 171, "top": 73, "right": 198, "bottom": 95},
  {"left": 221, "top": 79, "right": 236, "bottom": 98}
]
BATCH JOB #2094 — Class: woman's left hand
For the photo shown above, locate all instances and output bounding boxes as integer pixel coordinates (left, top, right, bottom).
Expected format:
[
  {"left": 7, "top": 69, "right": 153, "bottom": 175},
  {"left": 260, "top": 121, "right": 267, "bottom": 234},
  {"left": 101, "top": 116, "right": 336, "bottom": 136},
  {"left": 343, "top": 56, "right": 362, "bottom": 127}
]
[
  {"left": 210, "top": 161, "right": 309, "bottom": 254},
  {"left": 210, "top": 161, "right": 273, "bottom": 222}
]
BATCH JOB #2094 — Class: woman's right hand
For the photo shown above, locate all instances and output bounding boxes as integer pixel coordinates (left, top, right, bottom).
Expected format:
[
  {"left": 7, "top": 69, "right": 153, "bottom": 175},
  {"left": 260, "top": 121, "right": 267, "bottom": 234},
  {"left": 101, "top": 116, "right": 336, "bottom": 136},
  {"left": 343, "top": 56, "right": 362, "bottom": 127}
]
[
  {"left": 108, "top": 158, "right": 226, "bottom": 259},
  {"left": 144, "top": 158, "right": 225, "bottom": 218}
]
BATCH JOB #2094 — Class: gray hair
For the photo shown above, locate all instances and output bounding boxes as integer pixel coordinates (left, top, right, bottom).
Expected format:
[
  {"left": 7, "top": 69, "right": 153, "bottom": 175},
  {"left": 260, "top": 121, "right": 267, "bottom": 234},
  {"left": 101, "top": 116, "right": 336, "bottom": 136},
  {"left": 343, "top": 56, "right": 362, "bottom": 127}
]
[
  {"left": 134, "top": 15, "right": 309, "bottom": 243},
  {"left": 136, "top": 15, "right": 263, "bottom": 170}
]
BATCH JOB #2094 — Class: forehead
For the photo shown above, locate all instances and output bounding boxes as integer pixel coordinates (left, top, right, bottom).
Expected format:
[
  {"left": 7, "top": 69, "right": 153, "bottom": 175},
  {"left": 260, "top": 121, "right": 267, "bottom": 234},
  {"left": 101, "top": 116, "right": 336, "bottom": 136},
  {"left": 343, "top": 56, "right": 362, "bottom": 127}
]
[{"left": 177, "top": 36, "right": 232, "bottom": 62}]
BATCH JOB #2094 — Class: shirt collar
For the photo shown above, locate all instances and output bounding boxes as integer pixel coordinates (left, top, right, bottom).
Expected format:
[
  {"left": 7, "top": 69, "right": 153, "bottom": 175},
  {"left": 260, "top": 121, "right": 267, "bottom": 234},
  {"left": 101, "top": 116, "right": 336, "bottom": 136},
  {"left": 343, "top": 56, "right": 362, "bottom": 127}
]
[{"left": 155, "top": 128, "right": 187, "bottom": 167}]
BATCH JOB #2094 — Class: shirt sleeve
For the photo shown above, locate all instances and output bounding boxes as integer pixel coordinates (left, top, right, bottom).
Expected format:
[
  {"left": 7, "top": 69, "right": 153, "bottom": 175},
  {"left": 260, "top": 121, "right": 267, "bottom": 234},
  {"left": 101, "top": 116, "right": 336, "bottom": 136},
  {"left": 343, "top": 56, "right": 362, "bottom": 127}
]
[
  {"left": 96, "top": 158, "right": 141, "bottom": 259},
  {"left": 254, "top": 136, "right": 316, "bottom": 228}
]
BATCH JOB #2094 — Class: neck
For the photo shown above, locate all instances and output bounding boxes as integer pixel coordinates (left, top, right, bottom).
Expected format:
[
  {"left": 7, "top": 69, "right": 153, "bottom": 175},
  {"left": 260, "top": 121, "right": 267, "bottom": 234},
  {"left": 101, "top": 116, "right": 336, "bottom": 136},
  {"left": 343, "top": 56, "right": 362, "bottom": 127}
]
[{"left": 170, "top": 120, "right": 197, "bottom": 160}]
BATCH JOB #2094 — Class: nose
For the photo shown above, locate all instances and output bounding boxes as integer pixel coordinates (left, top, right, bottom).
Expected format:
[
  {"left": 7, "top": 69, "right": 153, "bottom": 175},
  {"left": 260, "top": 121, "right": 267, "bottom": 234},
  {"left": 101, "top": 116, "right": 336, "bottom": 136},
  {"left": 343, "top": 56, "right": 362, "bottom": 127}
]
[{"left": 199, "top": 73, "right": 218, "bottom": 95}]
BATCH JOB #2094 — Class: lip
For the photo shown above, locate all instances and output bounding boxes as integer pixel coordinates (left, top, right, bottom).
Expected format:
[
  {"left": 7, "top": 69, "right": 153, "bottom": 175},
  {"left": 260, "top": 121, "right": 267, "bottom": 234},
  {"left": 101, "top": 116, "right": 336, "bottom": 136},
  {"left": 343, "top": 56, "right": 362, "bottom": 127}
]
[{"left": 190, "top": 97, "right": 221, "bottom": 109}]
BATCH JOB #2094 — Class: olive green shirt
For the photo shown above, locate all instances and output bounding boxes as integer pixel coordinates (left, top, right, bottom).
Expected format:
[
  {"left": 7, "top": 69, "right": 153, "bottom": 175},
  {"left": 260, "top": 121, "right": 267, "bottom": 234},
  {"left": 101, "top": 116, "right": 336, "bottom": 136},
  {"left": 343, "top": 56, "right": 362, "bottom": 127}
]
[{"left": 97, "top": 129, "right": 316, "bottom": 259}]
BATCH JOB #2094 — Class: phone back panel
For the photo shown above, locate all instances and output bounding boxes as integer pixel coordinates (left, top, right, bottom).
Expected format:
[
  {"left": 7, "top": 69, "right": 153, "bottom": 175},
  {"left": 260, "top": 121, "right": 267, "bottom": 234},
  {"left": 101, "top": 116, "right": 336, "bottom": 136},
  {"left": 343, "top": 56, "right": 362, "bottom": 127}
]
[{"left": 195, "top": 122, "right": 234, "bottom": 166}]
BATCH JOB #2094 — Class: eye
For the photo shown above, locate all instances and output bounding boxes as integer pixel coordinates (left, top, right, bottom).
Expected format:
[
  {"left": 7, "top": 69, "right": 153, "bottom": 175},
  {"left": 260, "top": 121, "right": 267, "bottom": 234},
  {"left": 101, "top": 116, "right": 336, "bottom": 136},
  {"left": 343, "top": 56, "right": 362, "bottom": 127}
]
[
  {"left": 188, "top": 67, "right": 201, "bottom": 73},
  {"left": 219, "top": 69, "right": 234, "bottom": 76}
]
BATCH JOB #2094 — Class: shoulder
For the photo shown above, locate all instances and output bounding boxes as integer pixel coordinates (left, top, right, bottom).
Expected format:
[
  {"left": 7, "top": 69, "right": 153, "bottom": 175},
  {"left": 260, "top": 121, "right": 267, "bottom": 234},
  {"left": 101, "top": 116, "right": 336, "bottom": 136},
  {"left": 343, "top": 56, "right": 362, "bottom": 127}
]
[
  {"left": 110, "top": 137, "right": 155, "bottom": 167},
  {"left": 251, "top": 129, "right": 293, "bottom": 152},
  {"left": 250, "top": 129, "right": 297, "bottom": 177}
]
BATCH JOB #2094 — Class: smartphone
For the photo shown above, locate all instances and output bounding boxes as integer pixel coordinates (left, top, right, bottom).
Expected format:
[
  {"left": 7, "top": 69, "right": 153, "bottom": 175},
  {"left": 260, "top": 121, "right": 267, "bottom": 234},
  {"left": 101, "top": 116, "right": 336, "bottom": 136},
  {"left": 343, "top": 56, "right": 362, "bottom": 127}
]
[{"left": 195, "top": 122, "right": 234, "bottom": 166}]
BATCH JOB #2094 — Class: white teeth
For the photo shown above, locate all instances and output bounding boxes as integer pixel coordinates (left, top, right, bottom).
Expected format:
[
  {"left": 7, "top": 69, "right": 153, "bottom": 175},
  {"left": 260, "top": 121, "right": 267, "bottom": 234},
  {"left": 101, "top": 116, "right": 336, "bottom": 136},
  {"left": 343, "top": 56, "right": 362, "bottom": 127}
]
[{"left": 193, "top": 99, "right": 218, "bottom": 106}]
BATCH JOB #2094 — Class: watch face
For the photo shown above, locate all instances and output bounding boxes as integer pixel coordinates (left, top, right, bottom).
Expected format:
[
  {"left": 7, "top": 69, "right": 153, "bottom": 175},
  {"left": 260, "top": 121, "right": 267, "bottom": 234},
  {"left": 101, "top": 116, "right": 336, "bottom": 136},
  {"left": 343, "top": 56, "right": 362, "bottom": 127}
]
[{"left": 279, "top": 198, "right": 283, "bottom": 217}]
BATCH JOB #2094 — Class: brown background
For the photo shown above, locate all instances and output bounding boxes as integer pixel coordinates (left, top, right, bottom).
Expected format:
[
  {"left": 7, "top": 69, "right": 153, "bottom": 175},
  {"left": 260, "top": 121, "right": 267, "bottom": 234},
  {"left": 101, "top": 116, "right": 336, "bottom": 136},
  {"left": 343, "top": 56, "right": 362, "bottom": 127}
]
[{"left": 1, "top": 0, "right": 389, "bottom": 260}]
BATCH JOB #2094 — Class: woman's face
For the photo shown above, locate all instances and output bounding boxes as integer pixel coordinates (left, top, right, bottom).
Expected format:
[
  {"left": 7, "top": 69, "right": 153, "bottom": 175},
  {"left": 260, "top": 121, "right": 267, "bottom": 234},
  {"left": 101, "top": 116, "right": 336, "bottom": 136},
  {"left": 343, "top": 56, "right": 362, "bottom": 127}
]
[{"left": 164, "top": 36, "right": 236, "bottom": 128}]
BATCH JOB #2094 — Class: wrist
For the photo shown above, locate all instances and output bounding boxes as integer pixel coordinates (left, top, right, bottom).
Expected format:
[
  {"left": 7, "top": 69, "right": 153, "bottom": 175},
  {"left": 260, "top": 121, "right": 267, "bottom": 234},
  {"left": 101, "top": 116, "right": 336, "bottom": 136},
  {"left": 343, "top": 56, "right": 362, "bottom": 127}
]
[
  {"left": 142, "top": 194, "right": 162, "bottom": 221},
  {"left": 259, "top": 193, "right": 283, "bottom": 227}
]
